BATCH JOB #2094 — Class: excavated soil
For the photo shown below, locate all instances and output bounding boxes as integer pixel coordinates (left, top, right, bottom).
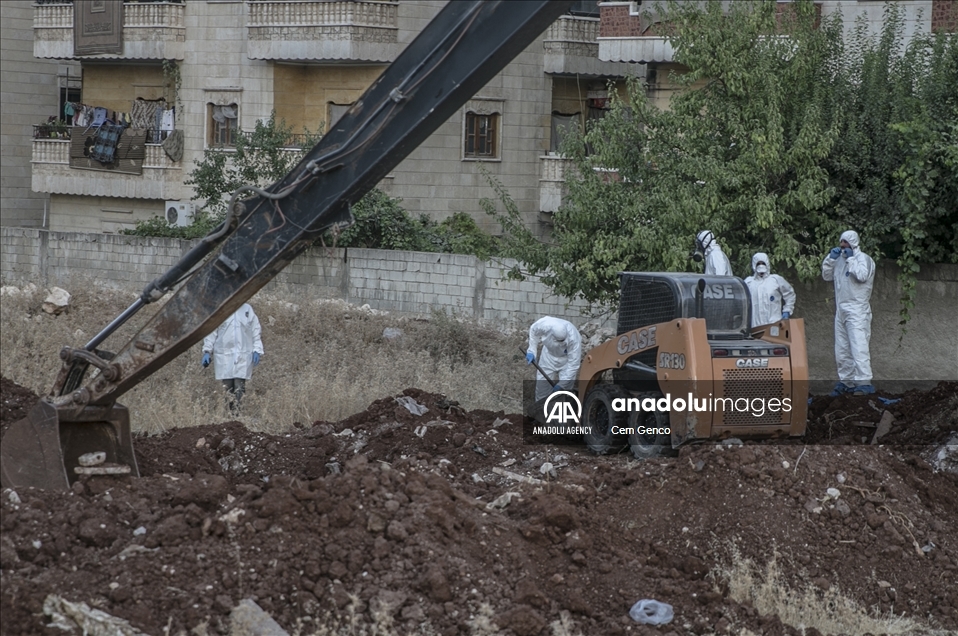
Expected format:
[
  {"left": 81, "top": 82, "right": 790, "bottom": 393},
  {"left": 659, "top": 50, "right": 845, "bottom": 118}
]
[{"left": 2, "top": 377, "right": 957, "bottom": 636}]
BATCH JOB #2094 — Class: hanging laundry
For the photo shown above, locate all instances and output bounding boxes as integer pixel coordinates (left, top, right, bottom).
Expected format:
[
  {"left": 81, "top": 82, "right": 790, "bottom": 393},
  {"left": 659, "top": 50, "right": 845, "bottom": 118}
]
[{"left": 89, "top": 123, "right": 124, "bottom": 164}]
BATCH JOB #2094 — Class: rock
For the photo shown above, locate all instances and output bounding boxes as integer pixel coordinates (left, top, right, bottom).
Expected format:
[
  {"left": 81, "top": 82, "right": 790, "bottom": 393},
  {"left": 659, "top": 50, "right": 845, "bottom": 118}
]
[
  {"left": 42, "top": 287, "right": 71, "bottom": 315},
  {"left": 230, "top": 598, "right": 289, "bottom": 636},
  {"left": 539, "top": 462, "right": 557, "bottom": 478},
  {"left": 871, "top": 411, "right": 895, "bottom": 444},
  {"left": 826, "top": 487, "right": 841, "bottom": 499},
  {"left": 43, "top": 594, "right": 148, "bottom": 635},
  {"left": 834, "top": 500, "right": 851, "bottom": 517},
  {"left": 78, "top": 452, "right": 106, "bottom": 467}
]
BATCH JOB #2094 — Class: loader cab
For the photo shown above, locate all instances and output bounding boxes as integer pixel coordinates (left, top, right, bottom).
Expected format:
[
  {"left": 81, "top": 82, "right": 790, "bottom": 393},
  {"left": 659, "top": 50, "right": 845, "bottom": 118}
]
[{"left": 614, "top": 273, "right": 752, "bottom": 391}]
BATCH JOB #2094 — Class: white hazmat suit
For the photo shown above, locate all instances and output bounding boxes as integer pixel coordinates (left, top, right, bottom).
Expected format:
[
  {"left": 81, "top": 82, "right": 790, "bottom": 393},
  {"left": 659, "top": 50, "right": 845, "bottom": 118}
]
[
  {"left": 745, "top": 252, "right": 796, "bottom": 327},
  {"left": 822, "top": 230, "right": 875, "bottom": 391},
  {"left": 202, "top": 303, "right": 264, "bottom": 381},
  {"left": 696, "top": 230, "right": 733, "bottom": 276},
  {"left": 527, "top": 317, "right": 582, "bottom": 401}
]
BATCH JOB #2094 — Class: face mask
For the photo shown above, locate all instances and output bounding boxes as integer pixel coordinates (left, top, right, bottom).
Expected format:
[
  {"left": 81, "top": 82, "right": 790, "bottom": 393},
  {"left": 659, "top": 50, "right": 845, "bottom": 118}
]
[{"left": 755, "top": 264, "right": 768, "bottom": 275}]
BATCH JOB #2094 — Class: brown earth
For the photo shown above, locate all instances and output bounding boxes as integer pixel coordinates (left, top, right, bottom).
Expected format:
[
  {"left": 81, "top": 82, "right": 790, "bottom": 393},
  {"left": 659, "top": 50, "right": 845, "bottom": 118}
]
[{"left": 1, "top": 377, "right": 957, "bottom": 636}]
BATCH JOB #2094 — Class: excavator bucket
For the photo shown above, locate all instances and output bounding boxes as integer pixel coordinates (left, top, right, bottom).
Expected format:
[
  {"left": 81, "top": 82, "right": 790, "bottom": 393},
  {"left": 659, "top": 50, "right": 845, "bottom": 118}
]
[{"left": 0, "top": 401, "right": 139, "bottom": 491}]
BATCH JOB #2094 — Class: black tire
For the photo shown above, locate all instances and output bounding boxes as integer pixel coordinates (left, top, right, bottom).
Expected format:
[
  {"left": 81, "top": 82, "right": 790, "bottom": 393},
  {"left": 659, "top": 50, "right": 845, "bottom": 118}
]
[
  {"left": 583, "top": 385, "right": 630, "bottom": 455},
  {"left": 628, "top": 392, "right": 674, "bottom": 460}
]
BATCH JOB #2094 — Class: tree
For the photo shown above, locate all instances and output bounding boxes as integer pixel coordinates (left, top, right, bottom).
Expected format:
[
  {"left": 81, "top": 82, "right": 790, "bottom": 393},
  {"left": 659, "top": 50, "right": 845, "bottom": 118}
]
[
  {"left": 184, "top": 112, "right": 321, "bottom": 219},
  {"left": 485, "top": 0, "right": 957, "bottom": 314}
]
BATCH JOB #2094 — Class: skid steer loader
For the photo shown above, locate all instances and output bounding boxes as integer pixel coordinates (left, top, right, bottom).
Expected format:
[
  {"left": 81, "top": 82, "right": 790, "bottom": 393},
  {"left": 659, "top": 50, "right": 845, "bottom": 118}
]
[{"left": 574, "top": 273, "right": 808, "bottom": 458}]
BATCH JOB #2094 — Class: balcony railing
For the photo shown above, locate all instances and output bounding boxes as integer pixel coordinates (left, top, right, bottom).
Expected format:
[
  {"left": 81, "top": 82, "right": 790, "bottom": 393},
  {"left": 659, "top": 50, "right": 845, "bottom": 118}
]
[
  {"left": 246, "top": 0, "right": 399, "bottom": 62},
  {"left": 31, "top": 133, "right": 184, "bottom": 200},
  {"left": 34, "top": 1, "right": 186, "bottom": 60},
  {"left": 543, "top": 14, "right": 636, "bottom": 76}
]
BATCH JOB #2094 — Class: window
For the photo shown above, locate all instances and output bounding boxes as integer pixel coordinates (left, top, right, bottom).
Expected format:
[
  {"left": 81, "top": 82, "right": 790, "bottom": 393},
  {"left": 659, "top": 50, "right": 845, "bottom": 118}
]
[
  {"left": 209, "top": 103, "right": 238, "bottom": 147},
  {"left": 464, "top": 112, "right": 499, "bottom": 159},
  {"left": 327, "top": 102, "right": 352, "bottom": 131}
]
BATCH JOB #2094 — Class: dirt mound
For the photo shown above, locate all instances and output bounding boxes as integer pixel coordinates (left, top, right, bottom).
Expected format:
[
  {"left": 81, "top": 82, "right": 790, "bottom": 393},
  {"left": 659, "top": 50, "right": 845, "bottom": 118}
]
[
  {"left": 805, "top": 381, "right": 957, "bottom": 446},
  {"left": 2, "top": 377, "right": 957, "bottom": 636}
]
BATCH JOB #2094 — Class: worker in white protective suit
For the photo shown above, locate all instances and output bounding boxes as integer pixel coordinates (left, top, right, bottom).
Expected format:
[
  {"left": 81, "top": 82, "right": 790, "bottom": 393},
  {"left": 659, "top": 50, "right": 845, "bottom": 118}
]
[
  {"left": 745, "top": 252, "right": 797, "bottom": 327},
  {"left": 202, "top": 303, "right": 264, "bottom": 412},
  {"left": 692, "top": 230, "right": 733, "bottom": 276},
  {"left": 526, "top": 317, "right": 582, "bottom": 401},
  {"left": 822, "top": 230, "right": 876, "bottom": 396}
]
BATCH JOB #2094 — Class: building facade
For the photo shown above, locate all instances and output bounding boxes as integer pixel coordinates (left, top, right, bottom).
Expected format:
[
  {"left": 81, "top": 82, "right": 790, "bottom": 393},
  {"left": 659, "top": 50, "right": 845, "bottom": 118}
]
[
  {"left": 22, "top": 0, "right": 639, "bottom": 235},
  {"left": 0, "top": 1, "right": 78, "bottom": 228}
]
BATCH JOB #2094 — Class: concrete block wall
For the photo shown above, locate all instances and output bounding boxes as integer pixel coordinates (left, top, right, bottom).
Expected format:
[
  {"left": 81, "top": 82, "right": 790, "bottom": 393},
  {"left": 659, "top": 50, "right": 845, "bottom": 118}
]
[{"left": 2, "top": 228, "right": 956, "bottom": 385}]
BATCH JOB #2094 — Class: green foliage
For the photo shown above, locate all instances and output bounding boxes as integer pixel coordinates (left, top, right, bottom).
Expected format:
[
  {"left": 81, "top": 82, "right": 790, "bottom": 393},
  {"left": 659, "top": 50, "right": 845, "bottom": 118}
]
[
  {"left": 332, "top": 190, "right": 500, "bottom": 259},
  {"left": 486, "top": 0, "right": 958, "bottom": 318},
  {"left": 121, "top": 210, "right": 221, "bottom": 240},
  {"left": 333, "top": 189, "right": 432, "bottom": 251},
  {"left": 184, "top": 112, "right": 321, "bottom": 218}
]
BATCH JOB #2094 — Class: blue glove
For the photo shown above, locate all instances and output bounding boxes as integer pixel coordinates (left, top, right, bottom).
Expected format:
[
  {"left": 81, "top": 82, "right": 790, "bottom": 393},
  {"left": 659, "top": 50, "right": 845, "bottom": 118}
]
[
  {"left": 781, "top": 312, "right": 790, "bottom": 320},
  {"left": 252, "top": 352, "right": 261, "bottom": 366},
  {"left": 553, "top": 384, "right": 563, "bottom": 392},
  {"left": 526, "top": 352, "right": 535, "bottom": 365},
  {"left": 828, "top": 247, "right": 842, "bottom": 260},
  {"left": 202, "top": 352, "right": 211, "bottom": 368},
  {"left": 842, "top": 247, "right": 853, "bottom": 259}
]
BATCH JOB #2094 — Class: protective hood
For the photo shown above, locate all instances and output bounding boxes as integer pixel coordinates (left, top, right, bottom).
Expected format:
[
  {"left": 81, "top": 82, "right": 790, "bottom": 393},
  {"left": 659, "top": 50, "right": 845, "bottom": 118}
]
[
  {"left": 840, "top": 230, "right": 861, "bottom": 253},
  {"left": 751, "top": 252, "right": 769, "bottom": 276},
  {"left": 696, "top": 230, "right": 715, "bottom": 253}
]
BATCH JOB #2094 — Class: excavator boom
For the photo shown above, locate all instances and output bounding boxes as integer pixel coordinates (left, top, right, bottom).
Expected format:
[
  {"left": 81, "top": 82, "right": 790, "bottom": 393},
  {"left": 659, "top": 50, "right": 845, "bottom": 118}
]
[{"left": 1, "top": 0, "right": 574, "bottom": 490}]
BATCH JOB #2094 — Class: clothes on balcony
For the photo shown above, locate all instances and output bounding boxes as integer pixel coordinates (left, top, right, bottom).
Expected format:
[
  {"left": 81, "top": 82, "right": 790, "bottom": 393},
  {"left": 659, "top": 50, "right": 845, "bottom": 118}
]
[
  {"left": 160, "top": 108, "right": 175, "bottom": 132},
  {"left": 162, "top": 129, "right": 184, "bottom": 162},
  {"left": 90, "top": 107, "right": 109, "bottom": 129},
  {"left": 89, "top": 123, "right": 125, "bottom": 164}
]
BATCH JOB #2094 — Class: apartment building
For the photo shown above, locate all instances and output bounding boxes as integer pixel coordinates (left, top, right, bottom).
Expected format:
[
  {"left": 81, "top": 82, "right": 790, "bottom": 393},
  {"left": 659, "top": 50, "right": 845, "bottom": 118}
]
[{"left": 23, "top": 0, "right": 639, "bottom": 236}]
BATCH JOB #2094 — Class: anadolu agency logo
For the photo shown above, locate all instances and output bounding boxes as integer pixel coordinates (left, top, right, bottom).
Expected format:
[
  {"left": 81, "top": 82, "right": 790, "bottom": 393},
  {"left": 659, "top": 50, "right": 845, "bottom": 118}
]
[{"left": 544, "top": 390, "right": 581, "bottom": 424}]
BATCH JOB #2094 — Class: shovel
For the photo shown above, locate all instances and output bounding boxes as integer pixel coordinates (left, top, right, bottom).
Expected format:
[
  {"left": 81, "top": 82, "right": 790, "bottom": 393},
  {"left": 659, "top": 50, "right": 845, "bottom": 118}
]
[{"left": 1, "top": 400, "right": 139, "bottom": 491}]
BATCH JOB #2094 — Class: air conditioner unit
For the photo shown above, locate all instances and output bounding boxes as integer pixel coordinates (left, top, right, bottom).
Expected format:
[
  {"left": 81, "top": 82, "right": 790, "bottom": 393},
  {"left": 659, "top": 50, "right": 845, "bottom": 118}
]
[{"left": 165, "top": 201, "right": 195, "bottom": 227}]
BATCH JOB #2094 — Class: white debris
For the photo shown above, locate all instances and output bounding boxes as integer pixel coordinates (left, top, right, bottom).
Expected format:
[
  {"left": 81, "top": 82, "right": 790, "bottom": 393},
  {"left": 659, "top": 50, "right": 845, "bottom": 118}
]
[
  {"left": 7, "top": 490, "right": 21, "bottom": 505},
  {"left": 826, "top": 487, "right": 841, "bottom": 499},
  {"left": 382, "top": 327, "right": 404, "bottom": 341},
  {"left": 78, "top": 452, "right": 106, "bottom": 467},
  {"left": 782, "top": 461, "right": 790, "bottom": 469},
  {"left": 43, "top": 594, "right": 149, "bottom": 635},
  {"left": 42, "top": 287, "right": 71, "bottom": 315},
  {"left": 539, "top": 462, "right": 557, "bottom": 479},
  {"left": 395, "top": 396, "right": 428, "bottom": 416},
  {"left": 836, "top": 473, "right": 846, "bottom": 484},
  {"left": 231, "top": 599, "right": 290, "bottom": 636},
  {"left": 133, "top": 526, "right": 147, "bottom": 536},
  {"left": 485, "top": 491, "right": 521, "bottom": 510}
]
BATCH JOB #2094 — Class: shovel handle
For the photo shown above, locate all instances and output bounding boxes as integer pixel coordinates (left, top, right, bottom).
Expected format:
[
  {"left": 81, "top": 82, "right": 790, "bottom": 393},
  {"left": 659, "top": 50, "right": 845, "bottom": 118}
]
[{"left": 519, "top": 347, "right": 555, "bottom": 385}]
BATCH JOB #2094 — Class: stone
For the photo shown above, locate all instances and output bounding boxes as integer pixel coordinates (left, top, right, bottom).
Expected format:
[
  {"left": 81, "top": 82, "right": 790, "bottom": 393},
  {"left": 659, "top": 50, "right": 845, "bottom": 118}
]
[
  {"left": 42, "top": 287, "right": 71, "bottom": 315},
  {"left": 230, "top": 598, "right": 289, "bottom": 636}
]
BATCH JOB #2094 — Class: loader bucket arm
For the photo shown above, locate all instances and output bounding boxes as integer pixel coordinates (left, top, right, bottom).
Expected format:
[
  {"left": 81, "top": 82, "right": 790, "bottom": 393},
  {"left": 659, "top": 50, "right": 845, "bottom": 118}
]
[{"left": 1, "top": 0, "right": 574, "bottom": 490}]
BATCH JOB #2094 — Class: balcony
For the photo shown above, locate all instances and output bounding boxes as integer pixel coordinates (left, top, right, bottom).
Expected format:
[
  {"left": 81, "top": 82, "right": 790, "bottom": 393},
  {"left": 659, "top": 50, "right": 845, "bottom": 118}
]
[
  {"left": 543, "top": 14, "right": 639, "bottom": 76},
  {"left": 34, "top": 1, "right": 185, "bottom": 60},
  {"left": 31, "top": 133, "right": 186, "bottom": 201},
  {"left": 247, "top": 0, "right": 399, "bottom": 62}
]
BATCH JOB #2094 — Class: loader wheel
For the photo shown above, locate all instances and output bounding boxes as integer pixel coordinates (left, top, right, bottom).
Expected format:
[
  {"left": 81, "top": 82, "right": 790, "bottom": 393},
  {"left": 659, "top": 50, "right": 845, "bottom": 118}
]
[
  {"left": 583, "top": 385, "right": 629, "bottom": 455},
  {"left": 628, "top": 392, "right": 674, "bottom": 460}
]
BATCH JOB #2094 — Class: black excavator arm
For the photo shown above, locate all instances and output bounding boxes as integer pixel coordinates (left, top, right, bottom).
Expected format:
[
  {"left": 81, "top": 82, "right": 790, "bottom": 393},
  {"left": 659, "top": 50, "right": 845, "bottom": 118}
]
[{"left": 1, "top": 0, "right": 575, "bottom": 490}]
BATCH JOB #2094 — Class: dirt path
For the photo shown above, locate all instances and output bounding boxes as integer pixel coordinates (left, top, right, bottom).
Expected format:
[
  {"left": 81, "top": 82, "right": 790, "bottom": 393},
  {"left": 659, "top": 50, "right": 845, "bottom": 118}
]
[{"left": 2, "top": 378, "right": 956, "bottom": 635}]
